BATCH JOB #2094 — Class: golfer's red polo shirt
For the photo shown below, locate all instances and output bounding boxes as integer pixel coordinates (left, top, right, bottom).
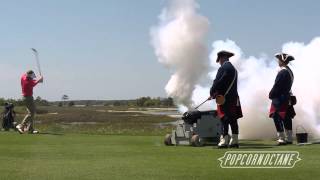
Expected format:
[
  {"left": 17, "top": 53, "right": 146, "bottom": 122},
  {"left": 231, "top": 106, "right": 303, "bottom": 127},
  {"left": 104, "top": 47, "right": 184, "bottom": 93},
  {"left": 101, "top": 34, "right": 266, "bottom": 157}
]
[{"left": 21, "top": 74, "right": 38, "bottom": 97}]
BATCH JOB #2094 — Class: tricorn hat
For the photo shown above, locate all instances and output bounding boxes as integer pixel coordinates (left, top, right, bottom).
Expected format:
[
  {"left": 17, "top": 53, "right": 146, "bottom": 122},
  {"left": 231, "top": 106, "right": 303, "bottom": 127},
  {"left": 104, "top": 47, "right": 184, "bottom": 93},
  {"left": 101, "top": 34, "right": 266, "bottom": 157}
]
[
  {"left": 275, "top": 53, "right": 294, "bottom": 63},
  {"left": 216, "top": 50, "right": 234, "bottom": 62}
]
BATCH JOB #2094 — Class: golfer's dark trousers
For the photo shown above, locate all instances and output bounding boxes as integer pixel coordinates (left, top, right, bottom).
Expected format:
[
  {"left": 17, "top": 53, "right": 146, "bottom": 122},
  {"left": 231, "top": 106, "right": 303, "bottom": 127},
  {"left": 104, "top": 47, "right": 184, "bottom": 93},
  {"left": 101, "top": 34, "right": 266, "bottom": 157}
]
[
  {"left": 220, "top": 116, "right": 238, "bottom": 136},
  {"left": 273, "top": 113, "right": 292, "bottom": 132}
]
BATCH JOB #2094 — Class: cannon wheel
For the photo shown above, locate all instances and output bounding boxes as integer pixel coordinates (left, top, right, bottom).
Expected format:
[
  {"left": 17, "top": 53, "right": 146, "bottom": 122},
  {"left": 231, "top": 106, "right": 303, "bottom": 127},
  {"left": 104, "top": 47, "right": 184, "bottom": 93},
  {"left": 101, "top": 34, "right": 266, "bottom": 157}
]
[
  {"left": 164, "top": 134, "right": 173, "bottom": 146},
  {"left": 191, "top": 134, "right": 203, "bottom": 147}
]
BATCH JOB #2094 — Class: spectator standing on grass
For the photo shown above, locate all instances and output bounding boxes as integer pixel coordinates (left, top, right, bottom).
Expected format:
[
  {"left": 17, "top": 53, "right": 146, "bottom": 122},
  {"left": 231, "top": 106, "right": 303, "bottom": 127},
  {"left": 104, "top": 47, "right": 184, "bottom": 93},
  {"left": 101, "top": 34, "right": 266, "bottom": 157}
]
[{"left": 16, "top": 70, "right": 43, "bottom": 134}]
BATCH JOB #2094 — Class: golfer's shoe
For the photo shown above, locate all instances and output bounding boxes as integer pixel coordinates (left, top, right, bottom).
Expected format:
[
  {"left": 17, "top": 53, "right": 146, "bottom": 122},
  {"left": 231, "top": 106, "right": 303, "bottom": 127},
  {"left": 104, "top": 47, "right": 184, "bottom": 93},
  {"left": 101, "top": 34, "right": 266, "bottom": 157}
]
[
  {"left": 229, "top": 134, "right": 239, "bottom": 148},
  {"left": 277, "top": 132, "right": 287, "bottom": 145},
  {"left": 16, "top": 124, "right": 24, "bottom": 134},
  {"left": 29, "top": 130, "right": 39, "bottom": 134},
  {"left": 218, "top": 135, "right": 230, "bottom": 149}
]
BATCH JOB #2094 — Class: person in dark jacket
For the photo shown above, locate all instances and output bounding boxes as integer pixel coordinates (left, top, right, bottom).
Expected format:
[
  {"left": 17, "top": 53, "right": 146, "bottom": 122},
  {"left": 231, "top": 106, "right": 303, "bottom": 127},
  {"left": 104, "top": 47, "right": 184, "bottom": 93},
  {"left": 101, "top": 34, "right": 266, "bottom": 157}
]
[
  {"left": 209, "top": 50, "right": 243, "bottom": 148},
  {"left": 269, "top": 53, "right": 296, "bottom": 145}
]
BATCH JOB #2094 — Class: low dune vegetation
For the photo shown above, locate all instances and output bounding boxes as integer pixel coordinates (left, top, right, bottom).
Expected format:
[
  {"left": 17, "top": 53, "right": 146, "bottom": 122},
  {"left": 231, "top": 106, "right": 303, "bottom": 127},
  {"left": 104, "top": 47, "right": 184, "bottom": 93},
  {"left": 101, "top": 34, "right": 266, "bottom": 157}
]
[{"left": 8, "top": 106, "right": 177, "bottom": 136}]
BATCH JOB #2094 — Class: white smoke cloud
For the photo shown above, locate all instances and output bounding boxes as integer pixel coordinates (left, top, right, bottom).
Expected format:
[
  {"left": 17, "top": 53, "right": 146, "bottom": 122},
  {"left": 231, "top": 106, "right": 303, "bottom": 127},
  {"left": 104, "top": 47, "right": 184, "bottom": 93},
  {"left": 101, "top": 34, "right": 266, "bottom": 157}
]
[
  {"left": 194, "top": 38, "right": 320, "bottom": 139},
  {"left": 152, "top": 0, "right": 320, "bottom": 140},
  {"left": 282, "top": 38, "right": 320, "bottom": 139},
  {"left": 150, "top": 0, "right": 210, "bottom": 108}
]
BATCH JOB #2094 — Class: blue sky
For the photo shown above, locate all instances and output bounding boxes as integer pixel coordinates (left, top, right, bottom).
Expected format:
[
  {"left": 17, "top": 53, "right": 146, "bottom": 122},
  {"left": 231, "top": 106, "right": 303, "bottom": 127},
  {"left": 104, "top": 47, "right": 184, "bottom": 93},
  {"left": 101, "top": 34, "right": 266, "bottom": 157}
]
[{"left": 0, "top": 0, "right": 319, "bottom": 100}]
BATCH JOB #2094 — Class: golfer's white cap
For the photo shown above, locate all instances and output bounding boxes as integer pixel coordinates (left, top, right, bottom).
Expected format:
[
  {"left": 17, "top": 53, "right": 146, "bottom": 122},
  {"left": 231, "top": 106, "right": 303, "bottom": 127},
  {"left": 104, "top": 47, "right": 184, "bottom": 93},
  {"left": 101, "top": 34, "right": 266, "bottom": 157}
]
[{"left": 27, "top": 70, "right": 36, "bottom": 79}]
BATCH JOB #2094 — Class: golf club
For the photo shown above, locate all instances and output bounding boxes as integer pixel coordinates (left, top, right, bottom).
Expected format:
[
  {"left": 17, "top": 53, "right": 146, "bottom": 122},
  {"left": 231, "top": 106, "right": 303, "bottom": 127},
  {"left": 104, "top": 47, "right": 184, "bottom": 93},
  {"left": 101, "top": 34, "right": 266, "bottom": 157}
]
[
  {"left": 30, "top": 48, "right": 42, "bottom": 134},
  {"left": 31, "top": 48, "right": 42, "bottom": 76}
]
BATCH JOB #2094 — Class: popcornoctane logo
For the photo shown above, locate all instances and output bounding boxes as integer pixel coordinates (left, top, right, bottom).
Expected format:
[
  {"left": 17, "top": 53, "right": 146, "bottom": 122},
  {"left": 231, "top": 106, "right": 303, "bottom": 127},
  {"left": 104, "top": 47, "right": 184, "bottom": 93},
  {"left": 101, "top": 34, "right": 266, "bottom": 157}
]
[{"left": 218, "top": 151, "right": 301, "bottom": 168}]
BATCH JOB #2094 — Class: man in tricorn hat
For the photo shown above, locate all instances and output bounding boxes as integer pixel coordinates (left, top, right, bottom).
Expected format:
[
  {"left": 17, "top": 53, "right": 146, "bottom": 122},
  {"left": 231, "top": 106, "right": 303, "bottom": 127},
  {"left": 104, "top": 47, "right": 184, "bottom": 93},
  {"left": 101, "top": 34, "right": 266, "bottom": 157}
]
[
  {"left": 16, "top": 70, "right": 43, "bottom": 134},
  {"left": 209, "top": 50, "right": 243, "bottom": 148},
  {"left": 269, "top": 53, "right": 296, "bottom": 145}
]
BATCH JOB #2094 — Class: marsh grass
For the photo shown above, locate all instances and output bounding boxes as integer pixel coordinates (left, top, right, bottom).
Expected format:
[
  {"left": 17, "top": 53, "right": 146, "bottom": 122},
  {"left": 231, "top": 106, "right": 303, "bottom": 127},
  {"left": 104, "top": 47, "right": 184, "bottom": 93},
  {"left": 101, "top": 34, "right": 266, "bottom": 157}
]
[{"left": 11, "top": 106, "right": 176, "bottom": 135}]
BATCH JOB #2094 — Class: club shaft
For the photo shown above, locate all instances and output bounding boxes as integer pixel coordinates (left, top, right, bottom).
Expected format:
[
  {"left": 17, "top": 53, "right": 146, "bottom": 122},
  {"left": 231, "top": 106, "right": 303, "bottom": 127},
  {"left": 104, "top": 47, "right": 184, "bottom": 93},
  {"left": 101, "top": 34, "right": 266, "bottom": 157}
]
[
  {"left": 35, "top": 53, "right": 42, "bottom": 76},
  {"left": 32, "top": 49, "right": 42, "bottom": 75}
]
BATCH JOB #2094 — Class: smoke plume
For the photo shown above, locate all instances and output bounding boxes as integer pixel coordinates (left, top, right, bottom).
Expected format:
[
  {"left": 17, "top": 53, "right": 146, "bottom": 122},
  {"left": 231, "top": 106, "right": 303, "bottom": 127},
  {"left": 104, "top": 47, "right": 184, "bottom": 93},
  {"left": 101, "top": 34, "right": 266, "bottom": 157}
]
[
  {"left": 151, "top": 0, "right": 320, "bottom": 139},
  {"left": 194, "top": 38, "right": 320, "bottom": 139},
  {"left": 150, "top": 0, "right": 210, "bottom": 108}
]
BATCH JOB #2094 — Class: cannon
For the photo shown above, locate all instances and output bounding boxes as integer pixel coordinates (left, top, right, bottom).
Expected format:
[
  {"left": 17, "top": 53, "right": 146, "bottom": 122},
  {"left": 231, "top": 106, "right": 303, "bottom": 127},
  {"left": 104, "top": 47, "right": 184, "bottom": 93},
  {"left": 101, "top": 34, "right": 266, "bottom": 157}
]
[{"left": 164, "top": 110, "right": 222, "bottom": 147}]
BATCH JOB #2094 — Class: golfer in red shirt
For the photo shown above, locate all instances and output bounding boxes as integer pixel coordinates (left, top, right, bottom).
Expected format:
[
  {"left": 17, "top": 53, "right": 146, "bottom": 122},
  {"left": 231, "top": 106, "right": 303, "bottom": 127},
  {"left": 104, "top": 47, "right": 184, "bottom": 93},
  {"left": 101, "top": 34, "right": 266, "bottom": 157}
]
[{"left": 17, "top": 70, "right": 43, "bottom": 134}]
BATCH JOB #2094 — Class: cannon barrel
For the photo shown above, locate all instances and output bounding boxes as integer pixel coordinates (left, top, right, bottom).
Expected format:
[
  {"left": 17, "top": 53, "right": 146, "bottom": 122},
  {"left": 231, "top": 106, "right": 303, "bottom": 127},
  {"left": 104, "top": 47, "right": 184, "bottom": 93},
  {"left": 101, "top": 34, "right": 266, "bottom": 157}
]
[{"left": 182, "top": 110, "right": 202, "bottom": 124}]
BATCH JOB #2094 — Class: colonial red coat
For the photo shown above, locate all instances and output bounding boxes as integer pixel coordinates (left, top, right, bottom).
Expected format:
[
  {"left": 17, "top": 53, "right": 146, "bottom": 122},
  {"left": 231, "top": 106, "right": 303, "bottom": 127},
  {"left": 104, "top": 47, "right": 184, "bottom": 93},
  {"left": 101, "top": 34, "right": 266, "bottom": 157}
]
[
  {"left": 269, "top": 66, "right": 296, "bottom": 120},
  {"left": 217, "top": 98, "right": 243, "bottom": 119},
  {"left": 269, "top": 99, "right": 295, "bottom": 119},
  {"left": 210, "top": 61, "right": 243, "bottom": 119}
]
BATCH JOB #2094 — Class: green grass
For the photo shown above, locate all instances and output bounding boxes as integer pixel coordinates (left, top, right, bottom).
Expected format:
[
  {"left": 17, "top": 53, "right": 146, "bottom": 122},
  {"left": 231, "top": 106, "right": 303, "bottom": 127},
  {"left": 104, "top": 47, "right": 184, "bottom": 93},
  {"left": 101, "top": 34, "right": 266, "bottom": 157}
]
[
  {"left": 0, "top": 132, "right": 320, "bottom": 180},
  {"left": 2, "top": 106, "right": 320, "bottom": 179}
]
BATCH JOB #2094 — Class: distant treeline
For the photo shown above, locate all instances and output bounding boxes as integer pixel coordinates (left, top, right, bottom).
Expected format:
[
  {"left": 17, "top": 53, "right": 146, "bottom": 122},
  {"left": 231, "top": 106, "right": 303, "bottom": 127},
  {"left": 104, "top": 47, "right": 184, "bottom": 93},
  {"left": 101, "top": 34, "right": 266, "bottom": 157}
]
[
  {"left": 134, "top": 97, "right": 174, "bottom": 107},
  {"left": 0, "top": 96, "right": 175, "bottom": 108},
  {"left": 53, "top": 97, "right": 175, "bottom": 107},
  {"left": 0, "top": 96, "right": 50, "bottom": 106}
]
